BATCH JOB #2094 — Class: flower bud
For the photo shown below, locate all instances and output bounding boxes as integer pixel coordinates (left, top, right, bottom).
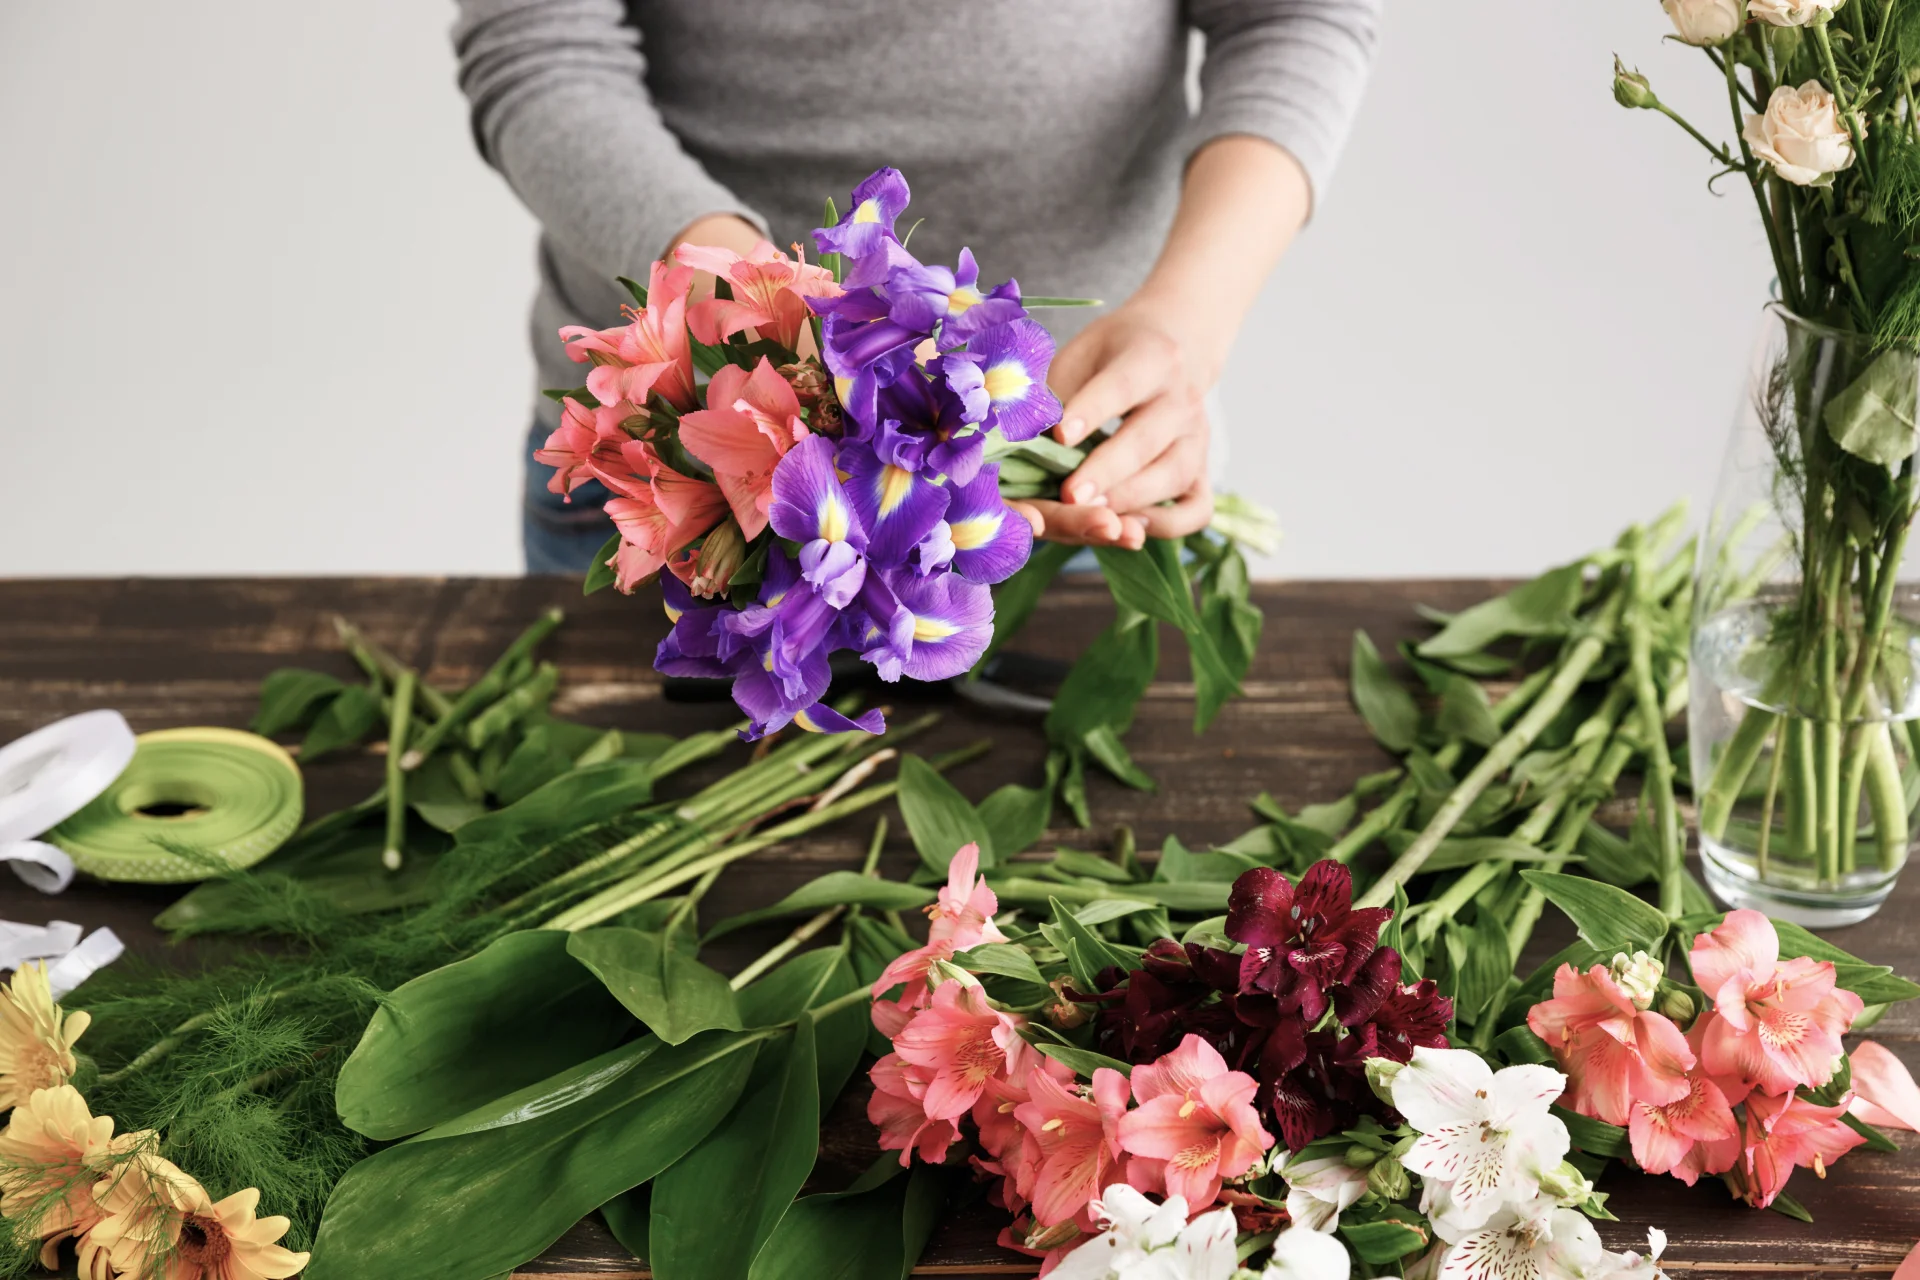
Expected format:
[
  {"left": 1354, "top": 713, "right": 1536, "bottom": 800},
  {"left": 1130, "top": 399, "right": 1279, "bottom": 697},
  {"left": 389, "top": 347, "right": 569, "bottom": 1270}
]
[
  {"left": 1367, "top": 1156, "right": 1410, "bottom": 1202},
  {"left": 1344, "top": 1144, "right": 1380, "bottom": 1169},
  {"left": 1751, "top": 0, "right": 1842, "bottom": 28},
  {"left": 1364, "top": 1057, "right": 1404, "bottom": 1106},
  {"left": 1045, "top": 977, "right": 1089, "bottom": 1029},
  {"left": 925, "top": 957, "right": 982, "bottom": 992},
  {"left": 1657, "top": 986, "right": 1696, "bottom": 1025},
  {"left": 1661, "top": 0, "right": 1746, "bottom": 46},
  {"left": 686, "top": 520, "right": 747, "bottom": 598},
  {"left": 1609, "top": 950, "right": 1664, "bottom": 1010},
  {"left": 1023, "top": 1218, "right": 1080, "bottom": 1251},
  {"left": 1612, "top": 58, "right": 1660, "bottom": 110},
  {"left": 1539, "top": 1160, "right": 1595, "bottom": 1207}
]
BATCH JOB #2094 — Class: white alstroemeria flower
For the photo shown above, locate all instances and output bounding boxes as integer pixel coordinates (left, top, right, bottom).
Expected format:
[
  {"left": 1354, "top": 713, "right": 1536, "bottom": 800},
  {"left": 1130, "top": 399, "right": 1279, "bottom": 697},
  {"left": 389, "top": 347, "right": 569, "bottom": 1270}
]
[
  {"left": 1433, "top": 1198, "right": 1663, "bottom": 1280},
  {"left": 1390, "top": 1047, "right": 1569, "bottom": 1236},
  {"left": 1051, "top": 1184, "right": 1239, "bottom": 1280},
  {"left": 1260, "top": 1224, "right": 1353, "bottom": 1280},
  {"left": 1282, "top": 1156, "right": 1369, "bottom": 1232}
]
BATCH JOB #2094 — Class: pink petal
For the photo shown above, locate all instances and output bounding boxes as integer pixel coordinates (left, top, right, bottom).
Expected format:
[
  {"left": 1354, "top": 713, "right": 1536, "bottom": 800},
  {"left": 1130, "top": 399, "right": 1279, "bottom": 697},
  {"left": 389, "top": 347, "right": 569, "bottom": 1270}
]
[
  {"left": 1896, "top": 1238, "right": 1920, "bottom": 1280},
  {"left": 1851, "top": 1041, "right": 1920, "bottom": 1132},
  {"left": 1690, "top": 908, "right": 1779, "bottom": 994}
]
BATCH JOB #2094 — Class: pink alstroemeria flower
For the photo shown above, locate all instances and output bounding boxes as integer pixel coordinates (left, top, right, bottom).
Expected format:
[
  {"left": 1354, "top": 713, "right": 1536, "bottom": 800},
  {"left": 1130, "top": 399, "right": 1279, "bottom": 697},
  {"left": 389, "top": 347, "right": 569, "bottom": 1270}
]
[
  {"left": 892, "top": 980, "right": 1025, "bottom": 1122},
  {"left": 870, "top": 842, "right": 1007, "bottom": 1032},
  {"left": 534, "top": 396, "right": 639, "bottom": 500},
  {"left": 868, "top": 1051, "right": 959, "bottom": 1167},
  {"left": 593, "top": 440, "right": 728, "bottom": 593},
  {"left": 1115, "top": 1035, "right": 1273, "bottom": 1212},
  {"left": 1526, "top": 962, "right": 1694, "bottom": 1126},
  {"left": 1731, "top": 1088, "right": 1865, "bottom": 1209},
  {"left": 1691, "top": 909, "right": 1864, "bottom": 1096},
  {"left": 557, "top": 260, "right": 698, "bottom": 411},
  {"left": 1850, "top": 1041, "right": 1920, "bottom": 1132},
  {"left": 972, "top": 1040, "right": 1074, "bottom": 1216},
  {"left": 676, "top": 358, "right": 812, "bottom": 540},
  {"left": 1627, "top": 1018, "right": 1742, "bottom": 1185},
  {"left": 1011, "top": 1065, "right": 1131, "bottom": 1229},
  {"left": 675, "top": 239, "right": 841, "bottom": 353}
]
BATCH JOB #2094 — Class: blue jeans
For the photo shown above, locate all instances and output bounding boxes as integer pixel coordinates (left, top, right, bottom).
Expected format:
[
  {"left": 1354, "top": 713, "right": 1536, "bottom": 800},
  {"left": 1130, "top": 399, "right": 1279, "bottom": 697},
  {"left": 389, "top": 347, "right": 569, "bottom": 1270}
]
[{"left": 523, "top": 423, "right": 617, "bottom": 575}]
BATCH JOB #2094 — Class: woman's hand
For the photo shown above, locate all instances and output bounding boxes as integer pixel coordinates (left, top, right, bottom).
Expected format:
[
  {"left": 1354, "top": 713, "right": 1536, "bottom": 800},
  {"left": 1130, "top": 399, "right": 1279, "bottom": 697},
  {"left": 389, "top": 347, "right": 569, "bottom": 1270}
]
[
  {"left": 1016, "top": 306, "right": 1216, "bottom": 549},
  {"left": 1011, "top": 136, "right": 1312, "bottom": 550}
]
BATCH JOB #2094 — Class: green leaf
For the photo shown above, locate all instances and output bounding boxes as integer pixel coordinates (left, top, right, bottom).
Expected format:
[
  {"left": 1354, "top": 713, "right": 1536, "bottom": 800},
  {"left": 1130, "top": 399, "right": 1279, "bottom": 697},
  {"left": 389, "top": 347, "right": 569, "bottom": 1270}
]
[
  {"left": 748, "top": 1160, "right": 910, "bottom": 1280},
  {"left": 1082, "top": 724, "right": 1157, "bottom": 791},
  {"left": 1840, "top": 1111, "right": 1901, "bottom": 1152},
  {"left": 1042, "top": 895, "right": 1139, "bottom": 988},
  {"left": 1046, "top": 612, "right": 1158, "bottom": 745},
  {"left": 615, "top": 275, "right": 649, "bottom": 307},
  {"left": 1552, "top": 1104, "right": 1630, "bottom": 1158},
  {"left": 336, "top": 929, "right": 634, "bottom": 1140},
  {"left": 408, "top": 753, "right": 488, "bottom": 832},
  {"left": 306, "top": 1030, "right": 762, "bottom": 1280},
  {"left": 1449, "top": 911, "right": 1514, "bottom": 1027},
  {"left": 1824, "top": 347, "right": 1919, "bottom": 466},
  {"left": 583, "top": 532, "right": 623, "bottom": 596},
  {"left": 955, "top": 942, "right": 1048, "bottom": 986},
  {"left": 1050, "top": 849, "right": 1137, "bottom": 884},
  {"left": 1382, "top": 834, "right": 1556, "bottom": 873},
  {"left": 978, "top": 782, "right": 1052, "bottom": 858},
  {"left": 599, "top": 1183, "right": 650, "bottom": 1261},
  {"left": 1350, "top": 631, "right": 1420, "bottom": 753},
  {"left": 452, "top": 759, "right": 656, "bottom": 861},
  {"left": 1036, "top": 1042, "right": 1133, "bottom": 1078},
  {"left": 1769, "top": 919, "right": 1920, "bottom": 1004},
  {"left": 650, "top": 1020, "right": 820, "bottom": 1280},
  {"left": 568, "top": 928, "right": 743, "bottom": 1045},
  {"left": 1576, "top": 820, "right": 1655, "bottom": 887},
  {"left": 1094, "top": 544, "right": 1198, "bottom": 629},
  {"left": 300, "top": 683, "right": 381, "bottom": 761},
  {"left": 252, "top": 668, "right": 346, "bottom": 736},
  {"left": 1767, "top": 1191, "right": 1815, "bottom": 1223},
  {"left": 493, "top": 723, "right": 576, "bottom": 808},
  {"left": 1436, "top": 676, "right": 1501, "bottom": 747},
  {"left": 1201, "top": 546, "right": 1262, "bottom": 692},
  {"left": 975, "top": 540, "right": 1078, "bottom": 675},
  {"left": 896, "top": 754, "right": 993, "bottom": 873},
  {"left": 1018, "top": 295, "right": 1104, "bottom": 308},
  {"left": 1519, "top": 870, "right": 1668, "bottom": 953},
  {"left": 1340, "top": 1217, "right": 1429, "bottom": 1265},
  {"left": 1493, "top": 1025, "right": 1556, "bottom": 1066},
  {"left": 1418, "top": 564, "right": 1584, "bottom": 658},
  {"left": 704, "top": 872, "right": 936, "bottom": 942}
]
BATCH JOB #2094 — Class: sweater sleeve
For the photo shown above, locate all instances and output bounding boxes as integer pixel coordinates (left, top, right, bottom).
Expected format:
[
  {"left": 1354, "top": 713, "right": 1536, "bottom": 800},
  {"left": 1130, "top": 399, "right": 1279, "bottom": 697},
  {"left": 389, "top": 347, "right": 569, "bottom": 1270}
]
[
  {"left": 1186, "top": 0, "right": 1382, "bottom": 210},
  {"left": 451, "top": 0, "right": 768, "bottom": 279}
]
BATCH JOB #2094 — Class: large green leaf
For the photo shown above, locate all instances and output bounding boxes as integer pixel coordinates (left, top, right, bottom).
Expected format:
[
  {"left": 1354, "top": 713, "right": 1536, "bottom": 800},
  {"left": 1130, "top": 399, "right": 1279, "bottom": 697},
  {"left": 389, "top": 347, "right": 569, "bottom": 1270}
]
[
  {"left": 1824, "top": 347, "right": 1919, "bottom": 466},
  {"left": 1041, "top": 896, "right": 1140, "bottom": 989},
  {"left": 1756, "top": 919, "right": 1920, "bottom": 1004},
  {"left": 1518, "top": 870, "right": 1668, "bottom": 953},
  {"left": 1552, "top": 1104, "right": 1630, "bottom": 1158},
  {"left": 252, "top": 668, "right": 346, "bottom": 737},
  {"left": 1418, "top": 564, "right": 1583, "bottom": 658},
  {"left": 568, "top": 927, "right": 742, "bottom": 1045},
  {"left": 306, "top": 1030, "right": 764, "bottom": 1280},
  {"left": 1045, "top": 610, "right": 1158, "bottom": 745},
  {"left": 704, "top": 872, "right": 936, "bottom": 942},
  {"left": 336, "top": 929, "right": 633, "bottom": 1139},
  {"left": 650, "top": 1020, "right": 821, "bottom": 1280},
  {"left": 748, "top": 1158, "right": 948, "bottom": 1280},
  {"left": 896, "top": 754, "right": 993, "bottom": 872},
  {"left": 300, "top": 683, "right": 381, "bottom": 761},
  {"left": 1350, "top": 631, "right": 1419, "bottom": 753},
  {"left": 451, "top": 759, "right": 656, "bottom": 859},
  {"left": 735, "top": 947, "right": 867, "bottom": 1104},
  {"left": 977, "top": 780, "right": 1052, "bottom": 859}
]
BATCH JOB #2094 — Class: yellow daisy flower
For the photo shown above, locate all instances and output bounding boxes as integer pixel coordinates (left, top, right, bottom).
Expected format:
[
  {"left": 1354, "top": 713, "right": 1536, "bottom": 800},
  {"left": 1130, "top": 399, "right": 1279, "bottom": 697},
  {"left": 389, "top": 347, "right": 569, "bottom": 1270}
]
[
  {"left": 0, "top": 1085, "right": 142, "bottom": 1270},
  {"left": 90, "top": 1152, "right": 310, "bottom": 1280},
  {"left": 0, "top": 963, "right": 90, "bottom": 1111}
]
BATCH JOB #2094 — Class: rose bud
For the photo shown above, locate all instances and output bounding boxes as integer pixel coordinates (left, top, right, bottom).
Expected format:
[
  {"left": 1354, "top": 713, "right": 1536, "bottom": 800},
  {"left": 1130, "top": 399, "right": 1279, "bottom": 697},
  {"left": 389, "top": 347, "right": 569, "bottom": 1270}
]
[
  {"left": 1662, "top": 0, "right": 1746, "bottom": 45},
  {"left": 1613, "top": 59, "right": 1659, "bottom": 111}
]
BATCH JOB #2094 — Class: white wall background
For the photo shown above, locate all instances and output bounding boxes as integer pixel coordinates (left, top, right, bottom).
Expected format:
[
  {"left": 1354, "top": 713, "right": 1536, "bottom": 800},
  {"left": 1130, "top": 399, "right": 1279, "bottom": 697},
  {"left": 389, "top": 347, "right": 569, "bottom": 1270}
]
[{"left": 0, "top": 1, "right": 1772, "bottom": 579}]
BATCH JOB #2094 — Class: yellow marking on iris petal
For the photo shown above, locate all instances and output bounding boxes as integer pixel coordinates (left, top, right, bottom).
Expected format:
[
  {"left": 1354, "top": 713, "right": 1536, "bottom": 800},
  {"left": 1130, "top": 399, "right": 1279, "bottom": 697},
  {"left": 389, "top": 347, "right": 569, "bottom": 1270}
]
[
  {"left": 982, "top": 361, "right": 1031, "bottom": 404},
  {"left": 946, "top": 286, "right": 982, "bottom": 314},
  {"left": 664, "top": 602, "right": 683, "bottom": 623},
  {"left": 819, "top": 498, "right": 850, "bottom": 542},
  {"left": 834, "top": 375, "right": 854, "bottom": 403},
  {"left": 912, "top": 615, "right": 959, "bottom": 642},
  {"left": 948, "top": 512, "right": 1003, "bottom": 551},
  {"left": 795, "top": 708, "right": 822, "bottom": 733},
  {"left": 767, "top": 590, "right": 787, "bottom": 608},
  {"left": 852, "top": 199, "right": 882, "bottom": 225},
  {"left": 877, "top": 465, "right": 915, "bottom": 517},
  {"left": 763, "top": 650, "right": 776, "bottom": 672}
]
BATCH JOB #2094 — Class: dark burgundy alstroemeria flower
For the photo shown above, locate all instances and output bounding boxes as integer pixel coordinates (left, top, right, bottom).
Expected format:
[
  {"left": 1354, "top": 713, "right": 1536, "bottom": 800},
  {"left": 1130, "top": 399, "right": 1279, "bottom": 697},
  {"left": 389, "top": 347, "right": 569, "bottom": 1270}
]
[
  {"left": 1257, "top": 1018, "right": 1356, "bottom": 1151},
  {"left": 1332, "top": 944, "right": 1403, "bottom": 1027},
  {"left": 1227, "top": 862, "right": 1394, "bottom": 1021},
  {"left": 1363, "top": 977, "right": 1453, "bottom": 1063}
]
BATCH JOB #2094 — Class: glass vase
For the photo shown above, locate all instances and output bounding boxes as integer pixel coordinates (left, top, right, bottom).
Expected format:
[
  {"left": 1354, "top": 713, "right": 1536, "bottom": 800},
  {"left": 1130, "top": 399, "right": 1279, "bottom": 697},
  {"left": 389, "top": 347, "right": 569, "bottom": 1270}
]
[{"left": 1691, "top": 304, "right": 1920, "bottom": 927}]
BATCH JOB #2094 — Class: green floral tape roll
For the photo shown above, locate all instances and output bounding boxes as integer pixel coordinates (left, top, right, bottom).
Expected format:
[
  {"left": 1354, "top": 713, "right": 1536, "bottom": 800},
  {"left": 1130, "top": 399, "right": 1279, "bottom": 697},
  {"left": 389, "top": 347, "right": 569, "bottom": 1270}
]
[{"left": 48, "top": 727, "right": 304, "bottom": 883}]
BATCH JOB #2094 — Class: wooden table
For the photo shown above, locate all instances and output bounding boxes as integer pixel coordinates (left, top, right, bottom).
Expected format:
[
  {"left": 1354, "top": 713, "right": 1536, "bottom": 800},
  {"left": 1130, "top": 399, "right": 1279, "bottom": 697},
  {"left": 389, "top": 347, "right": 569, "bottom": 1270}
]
[{"left": 1, "top": 578, "right": 1914, "bottom": 1279}]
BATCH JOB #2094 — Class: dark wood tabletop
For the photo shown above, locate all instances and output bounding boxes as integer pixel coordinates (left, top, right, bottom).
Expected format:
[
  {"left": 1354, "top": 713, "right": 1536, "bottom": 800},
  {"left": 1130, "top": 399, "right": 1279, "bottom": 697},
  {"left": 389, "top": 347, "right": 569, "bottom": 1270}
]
[{"left": 0, "top": 577, "right": 1914, "bottom": 1279}]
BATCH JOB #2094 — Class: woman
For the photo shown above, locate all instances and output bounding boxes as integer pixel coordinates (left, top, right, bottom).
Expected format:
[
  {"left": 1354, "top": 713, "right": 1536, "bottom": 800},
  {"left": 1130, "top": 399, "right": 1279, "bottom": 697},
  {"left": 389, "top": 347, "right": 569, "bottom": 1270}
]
[{"left": 451, "top": 0, "right": 1379, "bottom": 571}]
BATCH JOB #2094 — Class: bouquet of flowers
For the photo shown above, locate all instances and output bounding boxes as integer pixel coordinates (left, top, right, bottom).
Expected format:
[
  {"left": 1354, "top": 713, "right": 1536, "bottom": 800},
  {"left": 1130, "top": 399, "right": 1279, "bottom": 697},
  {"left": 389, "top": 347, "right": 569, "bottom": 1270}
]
[{"left": 535, "top": 167, "right": 1275, "bottom": 808}]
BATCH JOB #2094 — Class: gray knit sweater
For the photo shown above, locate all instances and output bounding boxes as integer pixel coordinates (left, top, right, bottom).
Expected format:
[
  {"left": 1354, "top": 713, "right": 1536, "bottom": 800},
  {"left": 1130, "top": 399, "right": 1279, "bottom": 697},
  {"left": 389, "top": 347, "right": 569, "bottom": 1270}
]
[{"left": 451, "top": 0, "right": 1382, "bottom": 424}]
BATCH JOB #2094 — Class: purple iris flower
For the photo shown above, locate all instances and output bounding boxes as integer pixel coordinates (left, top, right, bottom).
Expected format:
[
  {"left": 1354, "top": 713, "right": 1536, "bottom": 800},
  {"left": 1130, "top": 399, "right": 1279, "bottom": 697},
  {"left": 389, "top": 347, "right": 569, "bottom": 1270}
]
[
  {"left": 875, "top": 366, "right": 990, "bottom": 486},
  {"left": 888, "top": 249, "right": 1027, "bottom": 349},
  {"left": 768, "top": 433, "right": 866, "bottom": 553},
  {"left": 813, "top": 167, "right": 911, "bottom": 261},
  {"left": 943, "top": 318, "right": 1063, "bottom": 443},
  {"left": 942, "top": 463, "right": 1033, "bottom": 585},
  {"left": 816, "top": 294, "right": 921, "bottom": 435},
  {"left": 907, "top": 521, "right": 956, "bottom": 577},
  {"left": 860, "top": 568, "right": 995, "bottom": 683},
  {"left": 840, "top": 436, "right": 951, "bottom": 568}
]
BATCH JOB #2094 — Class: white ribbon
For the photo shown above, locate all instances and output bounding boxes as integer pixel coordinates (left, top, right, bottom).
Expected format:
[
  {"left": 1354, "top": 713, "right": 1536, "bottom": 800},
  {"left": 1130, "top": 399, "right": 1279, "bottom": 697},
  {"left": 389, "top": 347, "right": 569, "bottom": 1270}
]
[
  {"left": 0, "top": 920, "right": 123, "bottom": 999},
  {"left": 0, "top": 840, "right": 75, "bottom": 894}
]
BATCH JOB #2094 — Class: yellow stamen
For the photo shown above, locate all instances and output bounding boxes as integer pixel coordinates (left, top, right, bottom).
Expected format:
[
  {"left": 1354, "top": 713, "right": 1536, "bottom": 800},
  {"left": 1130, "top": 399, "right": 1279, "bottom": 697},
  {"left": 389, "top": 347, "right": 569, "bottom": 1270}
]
[
  {"left": 1040, "top": 1117, "right": 1064, "bottom": 1132},
  {"left": 1178, "top": 1098, "right": 1198, "bottom": 1119},
  {"left": 1813, "top": 1153, "right": 1827, "bottom": 1178}
]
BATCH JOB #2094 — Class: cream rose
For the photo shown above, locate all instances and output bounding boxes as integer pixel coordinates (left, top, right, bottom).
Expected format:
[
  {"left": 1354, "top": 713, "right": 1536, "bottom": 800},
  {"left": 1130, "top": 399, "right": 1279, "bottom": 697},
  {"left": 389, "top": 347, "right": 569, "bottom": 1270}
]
[
  {"left": 1744, "top": 81, "right": 1860, "bottom": 186},
  {"left": 1662, "top": 0, "right": 1745, "bottom": 45},
  {"left": 1750, "top": 0, "right": 1842, "bottom": 26}
]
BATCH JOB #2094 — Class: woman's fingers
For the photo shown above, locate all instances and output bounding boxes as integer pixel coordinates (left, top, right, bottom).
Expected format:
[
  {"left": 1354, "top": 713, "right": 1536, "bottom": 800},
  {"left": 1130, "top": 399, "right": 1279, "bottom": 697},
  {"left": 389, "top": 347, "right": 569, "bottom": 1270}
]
[
  {"left": 1098, "top": 431, "right": 1208, "bottom": 516},
  {"left": 1138, "top": 476, "right": 1216, "bottom": 540},
  {"left": 1002, "top": 500, "right": 1046, "bottom": 537},
  {"left": 1054, "top": 329, "right": 1179, "bottom": 448},
  {"left": 1062, "top": 388, "right": 1197, "bottom": 505},
  {"left": 1045, "top": 324, "right": 1109, "bottom": 432},
  {"left": 1021, "top": 499, "right": 1127, "bottom": 547}
]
